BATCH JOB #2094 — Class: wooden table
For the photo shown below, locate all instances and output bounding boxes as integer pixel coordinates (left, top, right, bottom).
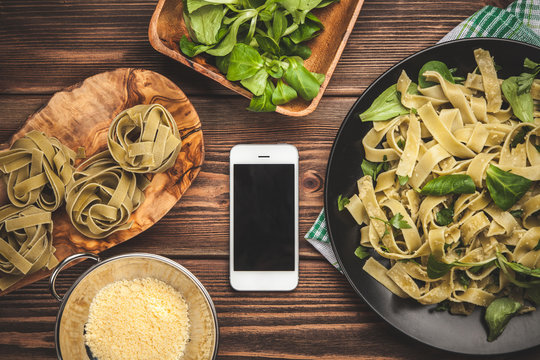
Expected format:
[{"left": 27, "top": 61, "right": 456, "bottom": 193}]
[{"left": 0, "top": 0, "right": 537, "bottom": 359}]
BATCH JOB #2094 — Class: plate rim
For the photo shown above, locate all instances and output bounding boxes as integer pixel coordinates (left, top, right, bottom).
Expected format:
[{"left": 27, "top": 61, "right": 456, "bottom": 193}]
[{"left": 324, "top": 37, "right": 540, "bottom": 355}]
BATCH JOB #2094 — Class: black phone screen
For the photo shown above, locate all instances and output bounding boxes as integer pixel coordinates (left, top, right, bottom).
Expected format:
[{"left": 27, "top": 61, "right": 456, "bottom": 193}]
[{"left": 233, "top": 164, "right": 295, "bottom": 271}]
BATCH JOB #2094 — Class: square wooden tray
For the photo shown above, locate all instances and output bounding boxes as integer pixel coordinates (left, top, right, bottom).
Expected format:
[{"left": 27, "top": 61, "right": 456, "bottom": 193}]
[{"left": 149, "top": 0, "right": 364, "bottom": 116}]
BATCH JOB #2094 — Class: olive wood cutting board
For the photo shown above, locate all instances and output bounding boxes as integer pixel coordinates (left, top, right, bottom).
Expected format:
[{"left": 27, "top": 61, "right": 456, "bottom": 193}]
[{"left": 0, "top": 68, "right": 204, "bottom": 296}]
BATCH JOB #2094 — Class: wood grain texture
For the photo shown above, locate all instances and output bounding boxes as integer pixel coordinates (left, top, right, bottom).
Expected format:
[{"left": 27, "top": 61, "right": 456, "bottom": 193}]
[
  {"left": 149, "top": 0, "right": 364, "bottom": 116},
  {"left": 0, "top": 68, "right": 204, "bottom": 295}
]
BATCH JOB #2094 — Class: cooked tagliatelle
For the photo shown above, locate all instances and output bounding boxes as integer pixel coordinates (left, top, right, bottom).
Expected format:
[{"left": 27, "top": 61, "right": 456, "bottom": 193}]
[{"left": 341, "top": 48, "right": 540, "bottom": 341}]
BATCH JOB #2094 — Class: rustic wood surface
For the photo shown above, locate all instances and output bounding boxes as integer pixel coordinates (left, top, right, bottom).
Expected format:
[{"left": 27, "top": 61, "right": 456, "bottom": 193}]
[{"left": 1, "top": 0, "right": 538, "bottom": 359}]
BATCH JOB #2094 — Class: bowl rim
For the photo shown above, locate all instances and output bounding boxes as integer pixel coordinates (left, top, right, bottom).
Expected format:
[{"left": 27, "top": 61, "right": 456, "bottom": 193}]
[{"left": 54, "top": 252, "right": 219, "bottom": 360}]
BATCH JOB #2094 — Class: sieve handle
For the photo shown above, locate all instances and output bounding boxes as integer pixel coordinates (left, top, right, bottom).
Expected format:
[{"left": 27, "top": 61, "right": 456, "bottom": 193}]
[{"left": 49, "top": 253, "right": 100, "bottom": 302}]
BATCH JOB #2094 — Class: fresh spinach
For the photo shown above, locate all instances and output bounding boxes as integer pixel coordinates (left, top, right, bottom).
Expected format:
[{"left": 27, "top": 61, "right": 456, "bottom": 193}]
[
  {"left": 418, "top": 60, "right": 454, "bottom": 88},
  {"left": 359, "top": 84, "right": 409, "bottom": 122},
  {"left": 183, "top": 4, "right": 225, "bottom": 45},
  {"left": 281, "top": 37, "right": 312, "bottom": 59},
  {"left": 289, "top": 12, "right": 323, "bottom": 44},
  {"left": 354, "top": 245, "right": 370, "bottom": 260},
  {"left": 420, "top": 174, "right": 476, "bottom": 196},
  {"left": 272, "top": 79, "right": 298, "bottom": 105},
  {"left": 227, "top": 43, "right": 264, "bottom": 81},
  {"left": 486, "top": 164, "right": 532, "bottom": 211},
  {"left": 337, "top": 194, "right": 350, "bottom": 211},
  {"left": 284, "top": 56, "right": 322, "bottom": 100},
  {"left": 501, "top": 58, "right": 540, "bottom": 123},
  {"left": 247, "top": 80, "right": 276, "bottom": 112},
  {"left": 485, "top": 297, "right": 522, "bottom": 342},
  {"left": 426, "top": 255, "right": 493, "bottom": 279},
  {"left": 240, "top": 68, "right": 269, "bottom": 96}
]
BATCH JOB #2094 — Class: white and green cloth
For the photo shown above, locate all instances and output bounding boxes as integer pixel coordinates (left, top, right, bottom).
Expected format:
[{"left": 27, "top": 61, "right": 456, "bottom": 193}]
[{"left": 305, "top": 0, "right": 540, "bottom": 271}]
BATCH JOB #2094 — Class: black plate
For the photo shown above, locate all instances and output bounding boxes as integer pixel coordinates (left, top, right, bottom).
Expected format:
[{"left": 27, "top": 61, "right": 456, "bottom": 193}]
[{"left": 324, "top": 38, "right": 540, "bottom": 355}]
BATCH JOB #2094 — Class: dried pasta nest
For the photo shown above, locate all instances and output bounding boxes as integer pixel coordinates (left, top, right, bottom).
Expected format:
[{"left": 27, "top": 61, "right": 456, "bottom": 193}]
[
  {"left": 0, "top": 130, "right": 75, "bottom": 211},
  {"left": 65, "top": 151, "right": 150, "bottom": 239},
  {"left": 107, "top": 104, "right": 182, "bottom": 173},
  {"left": 0, "top": 204, "right": 57, "bottom": 291}
]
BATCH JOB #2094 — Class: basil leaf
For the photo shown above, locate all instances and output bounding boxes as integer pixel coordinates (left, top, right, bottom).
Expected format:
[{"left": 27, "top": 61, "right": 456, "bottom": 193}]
[
  {"left": 240, "top": 68, "right": 268, "bottom": 96},
  {"left": 179, "top": 36, "right": 213, "bottom": 57},
  {"left": 337, "top": 194, "right": 350, "bottom": 211},
  {"left": 272, "top": 10, "right": 288, "bottom": 40},
  {"left": 502, "top": 77, "right": 534, "bottom": 123},
  {"left": 247, "top": 80, "right": 276, "bottom": 112},
  {"left": 361, "top": 158, "right": 388, "bottom": 181},
  {"left": 497, "top": 254, "right": 540, "bottom": 278},
  {"left": 283, "top": 57, "right": 321, "bottom": 100},
  {"left": 354, "top": 245, "right": 370, "bottom": 259},
  {"left": 435, "top": 206, "right": 454, "bottom": 226},
  {"left": 271, "top": 79, "right": 298, "bottom": 105},
  {"left": 485, "top": 297, "right": 522, "bottom": 342},
  {"left": 486, "top": 164, "right": 532, "bottom": 211},
  {"left": 226, "top": 43, "right": 264, "bottom": 81},
  {"left": 281, "top": 37, "right": 311, "bottom": 59},
  {"left": 420, "top": 174, "right": 475, "bottom": 196},
  {"left": 183, "top": 4, "right": 225, "bottom": 45},
  {"left": 290, "top": 12, "right": 323, "bottom": 44},
  {"left": 418, "top": 60, "right": 455, "bottom": 88},
  {"left": 389, "top": 213, "right": 411, "bottom": 230},
  {"left": 255, "top": 34, "right": 280, "bottom": 55},
  {"left": 398, "top": 175, "right": 408, "bottom": 186},
  {"left": 359, "top": 84, "right": 409, "bottom": 122}
]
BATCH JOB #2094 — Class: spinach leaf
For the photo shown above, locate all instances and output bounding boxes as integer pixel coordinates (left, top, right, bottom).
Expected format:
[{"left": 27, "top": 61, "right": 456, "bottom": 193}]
[
  {"left": 180, "top": 36, "right": 213, "bottom": 57},
  {"left": 517, "top": 58, "right": 540, "bottom": 93},
  {"left": 418, "top": 60, "right": 454, "bottom": 88},
  {"left": 435, "top": 206, "right": 454, "bottom": 226},
  {"left": 272, "top": 79, "right": 298, "bottom": 105},
  {"left": 240, "top": 68, "right": 268, "bottom": 96},
  {"left": 398, "top": 175, "right": 409, "bottom": 186},
  {"left": 426, "top": 255, "right": 492, "bottom": 279},
  {"left": 206, "top": 9, "right": 257, "bottom": 57},
  {"left": 290, "top": 12, "right": 323, "bottom": 44},
  {"left": 183, "top": 4, "right": 225, "bottom": 45},
  {"left": 265, "top": 58, "right": 285, "bottom": 78},
  {"left": 361, "top": 157, "right": 389, "bottom": 181},
  {"left": 281, "top": 37, "right": 312, "bottom": 59},
  {"left": 312, "top": 72, "right": 325, "bottom": 85},
  {"left": 485, "top": 297, "right": 522, "bottom": 342},
  {"left": 359, "top": 84, "right": 409, "bottom": 122},
  {"left": 354, "top": 245, "right": 370, "bottom": 259},
  {"left": 283, "top": 56, "right": 321, "bottom": 100},
  {"left": 502, "top": 77, "right": 534, "bottom": 123},
  {"left": 497, "top": 253, "right": 540, "bottom": 278},
  {"left": 247, "top": 80, "right": 276, "bottom": 112},
  {"left": 226, "top": 43, "right": 264, "bottom": 81},
  {"left": 388, "top": 213, "right": 412, "bottom": 230},
  {"left": 420, "top": 174, "right": 475, "bottom": 196},
  {"left": 255, "top": 34, "right": 280, "bottom": 55},
  {"left": 215, "top": 54, "right": 231, "bottom": 74},
  {"left": 337, "top": 194, "right": 350, "bottom": 211},
  {"left": 486, "top": 164, "right": 532, "bottom": 211},
  {"left": 272, "top": 10, "right": 288, "bottom": 40}
]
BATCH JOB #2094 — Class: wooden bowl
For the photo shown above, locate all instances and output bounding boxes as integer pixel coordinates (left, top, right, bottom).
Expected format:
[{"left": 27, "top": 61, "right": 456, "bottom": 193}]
[
  {"left": 148, "top": 0, "right": 364, "bottom": 116},
  {"left": 0, "top": 68, "right": 204, "bottom": 296}
]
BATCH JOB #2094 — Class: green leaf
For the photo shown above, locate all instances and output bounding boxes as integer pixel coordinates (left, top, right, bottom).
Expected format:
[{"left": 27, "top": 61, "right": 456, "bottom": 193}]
[
  {"left": 502, "top": 77, "right": 534, "bottom": 123},
  {"left": 247, "top": 80, "right": 276, "bottom": 112},
  {"left": 359, "top": 84, "right": 409, "bottom": 122},
  {"left": 215, "top": 54, "right": 231, "bottom": 74},
  {"left": 283, "top": 56, "right": 321, "bottom": 100},
  {"left": 312, "top": 72, "right": 325, "bottom": 85},
  {"left": 265, "top": 59, "right": 285, "bottom": 78},
  {"left": 435, "top": 206, "right": 454, "bottom": 226},
  {"left": 433, "top": 300, "right": 450, "bottom": 312},
  {"left": 289, "top": 12, "right": 323, "bottom": 44},
  {"left": 509, "top": 209, "right": 524, "bottom": 219},
  {"left": 272, "top": 10, "right": 288, "bottom": 40},
  {"left": 281, "top": 37, "right": 311, "bottom": 59},
  {"left": 388, "top": 213, "right": 412, "bottom": 230},
  {"left": 226, "top": 43, "right": 264, "bottom": 81},
  {"left": 315, "top": 0, "right": 337, "bottom": 7},
  {"left": 337, "top": 194, "right": 350, "bottom": 211},
  {"left": 354, "top": 245, "right": 370, "bottom": 259},
  {"left": 240, "top": 68, "right": 269, "bottom": 96},
  {"left": 485, "top": 297, "right": 522, "bottom": 342},
  {"left": 510, "top": 127, "right": 529, "bottom": 148},
  {"left": 398, "top": 175, "right": 408, "bottom": 186},
  {"left": 427, "top": 255, "right": 456, "bottom": 279},
  {"left": 183, "top": 4, "right": 225, "bottom": 45},
  {"left": 179, "top": 36, "right": 212, "bottom": 57},
  {"left": 396, "top": 139, "right": 405, "bottom": 150},
  {"left": 361, "top": 157, "right": 388, "bottom": 181},
  {"left": 255, "top": 34, "right": 280, "bottom": 55},
  {"left": 418, "top": 60, "right": 455, "bottom": 88},
  {"left": 497, "top": 254, "right": 540, "bottom": 278},
  {"left": 271, "top": 79, "right": 298, "bottom": 105},
  {"left": 486, "top": 164, "right": 532, "bottom": 211},
  {"left": 206, "top": 9, "right": 257, "bottom": 57},
  {"left": 420, "top": 174, "right": 475, "bottom": 196}
]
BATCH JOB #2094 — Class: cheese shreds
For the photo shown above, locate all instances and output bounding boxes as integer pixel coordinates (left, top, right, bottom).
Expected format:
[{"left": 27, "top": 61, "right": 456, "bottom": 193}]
[{"left": 84, "top": 278, "right": 190, "bottom": 360}]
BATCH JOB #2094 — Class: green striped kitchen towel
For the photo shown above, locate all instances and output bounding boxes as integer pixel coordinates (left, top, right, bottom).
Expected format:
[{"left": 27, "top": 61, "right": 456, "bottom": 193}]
[{"left": 305, "top": 0, "right": 540, "bottom": 272}]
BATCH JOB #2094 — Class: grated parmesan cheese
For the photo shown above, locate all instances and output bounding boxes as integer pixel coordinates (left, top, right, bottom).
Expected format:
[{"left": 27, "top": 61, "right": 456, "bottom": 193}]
[{"left": 84, "top": 278, "right": 190, "bottom": 360}]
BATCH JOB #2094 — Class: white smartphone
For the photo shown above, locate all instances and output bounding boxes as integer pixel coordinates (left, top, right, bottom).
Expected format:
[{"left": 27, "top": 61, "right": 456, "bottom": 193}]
[{"left": 229, "top": 144, "right": 299, "bottom": 291}]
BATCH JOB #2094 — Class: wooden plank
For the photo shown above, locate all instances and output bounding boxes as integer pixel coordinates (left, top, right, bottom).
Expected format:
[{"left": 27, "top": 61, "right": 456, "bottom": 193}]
[
  {"left": 0, "top": 0, "right": 512, "bottom": 96},
  {"left": 0, "top": 95, "right": 356, "bottom": 258},
  {"left": 1, "top": 258, "right": 538, "bottom": 360}
]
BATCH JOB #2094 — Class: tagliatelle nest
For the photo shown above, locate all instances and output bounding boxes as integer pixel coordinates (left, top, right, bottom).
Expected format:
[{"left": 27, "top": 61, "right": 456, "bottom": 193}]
[
  {"left": 0, "top": 130, "right": 75, "bottom": 212},
  {"left": 0, "top": 204, "right": 57, "bottom": 291},
  {"left": 65, "top": 151, "right": 150, "bottom": 239},
  {"left": 107, "top": 104, "right": 182, "bottom": 173}
]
